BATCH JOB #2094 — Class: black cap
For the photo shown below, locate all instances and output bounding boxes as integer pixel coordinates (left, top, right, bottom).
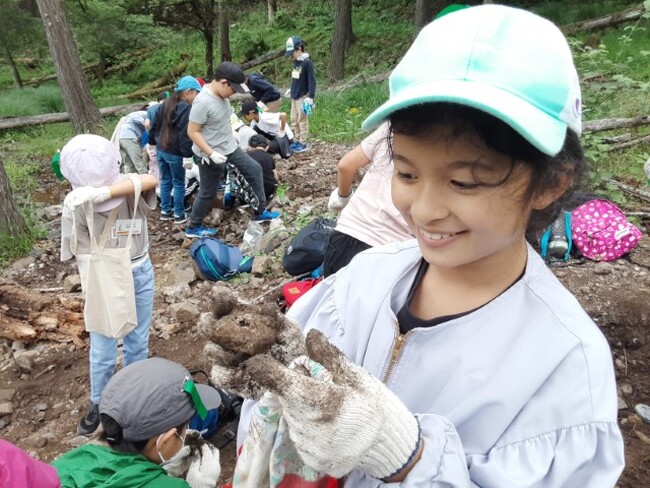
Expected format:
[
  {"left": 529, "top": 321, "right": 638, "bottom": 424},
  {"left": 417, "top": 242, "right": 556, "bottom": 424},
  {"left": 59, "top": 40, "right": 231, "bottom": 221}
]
[
  {"left": 249, "top": 134, "right": 269, "bottom": 148},
  {"left": 214, "top": 62, "right": 250, "bottom": 94},
  {"left": 239, "top": 101, "right": 258, "bottom": 117}
]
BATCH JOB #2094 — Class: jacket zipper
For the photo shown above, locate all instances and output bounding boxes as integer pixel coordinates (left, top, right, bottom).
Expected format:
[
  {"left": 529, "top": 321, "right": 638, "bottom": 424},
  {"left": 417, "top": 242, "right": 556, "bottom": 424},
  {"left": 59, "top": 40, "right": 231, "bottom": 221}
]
[{"left": 381, "top": 321, "right": 414, "bottom": 384}]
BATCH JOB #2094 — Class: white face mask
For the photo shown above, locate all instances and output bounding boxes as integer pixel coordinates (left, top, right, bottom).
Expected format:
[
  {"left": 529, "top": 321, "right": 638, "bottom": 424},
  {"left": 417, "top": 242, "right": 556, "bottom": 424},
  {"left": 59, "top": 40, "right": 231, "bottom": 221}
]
[{"left": 156, "top": 430, "right": 185, "bottom": 466}]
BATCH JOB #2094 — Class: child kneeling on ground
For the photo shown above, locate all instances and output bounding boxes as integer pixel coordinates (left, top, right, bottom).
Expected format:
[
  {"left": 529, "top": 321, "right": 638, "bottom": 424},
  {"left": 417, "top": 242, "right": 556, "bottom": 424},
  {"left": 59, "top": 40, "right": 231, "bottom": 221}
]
[
  {"left": 59, "top": 134, "right": 158, "bottom": 436},
  {"left": 52, "top": 358, "right": 222, "bottom": 487}
]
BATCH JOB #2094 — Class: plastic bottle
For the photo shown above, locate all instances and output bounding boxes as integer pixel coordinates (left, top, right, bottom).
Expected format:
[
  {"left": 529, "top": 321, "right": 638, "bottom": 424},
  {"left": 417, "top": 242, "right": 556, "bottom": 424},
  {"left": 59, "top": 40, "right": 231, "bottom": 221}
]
[
  {"left": 241, "top": 220, "right": 264, "bottom": 255},
  {"left": 51, "top": 150, "right": 64, "bottom": 180},
  {"left": 547, "top": 214, "right": 569, "bottom": 259}
]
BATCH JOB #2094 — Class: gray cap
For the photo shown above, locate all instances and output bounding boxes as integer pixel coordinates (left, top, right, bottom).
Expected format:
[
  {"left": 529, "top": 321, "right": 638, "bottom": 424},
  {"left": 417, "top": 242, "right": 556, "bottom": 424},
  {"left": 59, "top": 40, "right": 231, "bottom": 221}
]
[{"left": 99, "top": 358, "right": 222, "bottom": 441}]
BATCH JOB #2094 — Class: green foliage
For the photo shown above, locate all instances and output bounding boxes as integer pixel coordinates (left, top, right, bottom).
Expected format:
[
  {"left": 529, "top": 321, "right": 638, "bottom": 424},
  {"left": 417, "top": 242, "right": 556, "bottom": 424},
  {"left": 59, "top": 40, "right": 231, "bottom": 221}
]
[
  {"left": 531, "top": 0, "right": 640, "bottom": 25},
  {"left": 0, "top": 84, "right": 65, "bottom": 118}
]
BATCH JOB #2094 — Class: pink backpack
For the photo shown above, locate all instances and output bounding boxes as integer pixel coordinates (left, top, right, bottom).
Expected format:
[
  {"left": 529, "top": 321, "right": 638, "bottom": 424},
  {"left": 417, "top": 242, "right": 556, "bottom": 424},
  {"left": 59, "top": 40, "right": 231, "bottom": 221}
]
[{"left": 571, "top": 199, "right": 643, "bottom": 261}]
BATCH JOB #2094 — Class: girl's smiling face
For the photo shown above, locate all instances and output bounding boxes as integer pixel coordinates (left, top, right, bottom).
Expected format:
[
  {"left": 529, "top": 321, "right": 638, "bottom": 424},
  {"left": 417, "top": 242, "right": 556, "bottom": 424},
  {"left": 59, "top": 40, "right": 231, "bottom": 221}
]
[{"left": 391, "top": 130, "right": 537, "bottom": 277}]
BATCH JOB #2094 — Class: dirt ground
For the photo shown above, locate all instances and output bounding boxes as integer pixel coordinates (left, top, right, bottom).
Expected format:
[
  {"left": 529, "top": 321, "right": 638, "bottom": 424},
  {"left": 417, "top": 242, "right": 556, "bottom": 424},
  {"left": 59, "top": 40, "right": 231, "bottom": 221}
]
[{"left": 1, "top": 140, "right": 649, "bottom": 487}]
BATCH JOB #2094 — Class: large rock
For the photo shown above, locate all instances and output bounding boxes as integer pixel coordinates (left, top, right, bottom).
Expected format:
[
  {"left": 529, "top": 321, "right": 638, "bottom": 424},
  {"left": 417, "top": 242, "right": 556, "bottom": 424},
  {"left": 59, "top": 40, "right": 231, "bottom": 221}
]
[
  {"left": 0, "top": 389, "right": 15, "bottom": 402},
  {"left": 63, "top": 274, "right": 82, "bottom": 293},
  {"left": 169, "top": 302, "right": 200, "bottom": 324},
  {"left": 163, "top": 283, "right": 192, "bottom": 304},
  {"left": 251, "top": 256, "right": 272, "bottom": 276},
  {"left": 165, "top": 262, "right": 197, "bottom": 286},
  {"left": 0, "top": 402, "right": 13, "bottom": 416}
]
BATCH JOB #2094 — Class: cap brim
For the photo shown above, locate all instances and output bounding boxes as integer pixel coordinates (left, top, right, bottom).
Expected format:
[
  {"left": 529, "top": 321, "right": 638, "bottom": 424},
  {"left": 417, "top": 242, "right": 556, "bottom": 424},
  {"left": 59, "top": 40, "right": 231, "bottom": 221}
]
[
  {"left": 196, "top": 384, "right": 222, "bottom": 410},
  {"left": 284, "top": 50, "right": 294, "bottom": 58},
  {"left": 362, "top": 79, "right": 567, "bottom": 156},
  {"left": 230, "top": 82, "right": 250, "bottom": 94}
]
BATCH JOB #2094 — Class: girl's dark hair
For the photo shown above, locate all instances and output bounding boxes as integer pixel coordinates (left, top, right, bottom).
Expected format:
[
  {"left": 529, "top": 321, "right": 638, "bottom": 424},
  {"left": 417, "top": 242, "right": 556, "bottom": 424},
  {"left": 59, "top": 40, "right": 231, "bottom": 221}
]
[
  {"left": 388, "top": 103, "right": 587, "bottom": 232},
  {"left": 99, "top": 413, "right": 187, "bottom": 455},
  {"left": 159, "top": 91, "right": 184, "bottom": 150}
]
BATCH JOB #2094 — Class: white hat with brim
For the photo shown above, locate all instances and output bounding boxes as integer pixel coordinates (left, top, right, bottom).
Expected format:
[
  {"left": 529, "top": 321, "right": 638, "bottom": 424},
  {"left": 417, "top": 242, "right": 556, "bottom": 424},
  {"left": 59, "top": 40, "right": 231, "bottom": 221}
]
[
  {"left": 60, "top": 134, "right": 125, "bottom": 212},
  {"left": 362, "top": 5, "right": 582, "bottom": 157}
]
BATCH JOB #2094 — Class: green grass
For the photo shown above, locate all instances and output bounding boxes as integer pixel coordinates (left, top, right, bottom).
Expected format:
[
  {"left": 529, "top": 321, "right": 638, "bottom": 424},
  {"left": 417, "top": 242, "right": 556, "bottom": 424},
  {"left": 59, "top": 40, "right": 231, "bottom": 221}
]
[{"left": 0, "top": 84, "right": 65, "bottom": 118}]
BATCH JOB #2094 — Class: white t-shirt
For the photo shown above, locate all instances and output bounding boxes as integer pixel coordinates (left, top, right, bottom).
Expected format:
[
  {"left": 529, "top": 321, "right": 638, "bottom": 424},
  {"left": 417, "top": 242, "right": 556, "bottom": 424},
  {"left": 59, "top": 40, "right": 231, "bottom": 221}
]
[{"left": 335, "top": 124, "right": 413, "bottom": 247}]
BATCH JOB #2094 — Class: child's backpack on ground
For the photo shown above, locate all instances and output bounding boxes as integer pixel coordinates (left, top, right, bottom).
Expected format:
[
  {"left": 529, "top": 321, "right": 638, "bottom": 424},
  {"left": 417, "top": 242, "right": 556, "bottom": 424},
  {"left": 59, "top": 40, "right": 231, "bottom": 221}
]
[
  {"left": 571, "top": 199, "right": 643, "bottom": 261},
  {"left": 282, "top": 218, "right": 336, "bottom": 276},
  {"left": 190, "top": 237, "right": 253, "bottom": 281}
]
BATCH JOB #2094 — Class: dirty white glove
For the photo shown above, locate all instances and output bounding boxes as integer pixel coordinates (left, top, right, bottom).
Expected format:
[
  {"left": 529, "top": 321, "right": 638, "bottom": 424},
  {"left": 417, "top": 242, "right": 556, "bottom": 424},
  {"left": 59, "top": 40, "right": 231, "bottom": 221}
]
[
  {"left": 304, "top": 97, "right": 314, "bottom": 106},
  {"left": 283, "top": 88, "right": 291, "bottom": 98},
  {"left": 256, "top": 101, "right": 268, "bottom": 112},
  {"left": 214, "top": 330, "right": 421, "bottom": 479},
  {"left": 327, "top": 187, "right": 353, "bottom": 212},
  {"left": 164, "top": 445, "right": 193, "bottom": 477},
  {"left": 209, "top": 151, "right": 227, "bottom": 165},
  {"left": 278, "top": 129, "right": 286, "bottom": 138},
  {"left": 64, "top": 186, "right": 111, "bottom": 212},
  {"left": 183, "top": 157, "right": 194, "bottom": 170},
  {"left": 185, "top": 443, "right": 221, "bottom": 488}
]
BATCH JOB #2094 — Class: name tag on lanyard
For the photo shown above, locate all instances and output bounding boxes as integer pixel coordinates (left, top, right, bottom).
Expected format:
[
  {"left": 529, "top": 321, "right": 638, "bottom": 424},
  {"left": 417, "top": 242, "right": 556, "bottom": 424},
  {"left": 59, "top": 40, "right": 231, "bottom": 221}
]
[{"left": 113, "top": 218, "right": 142, "bottom": 237}]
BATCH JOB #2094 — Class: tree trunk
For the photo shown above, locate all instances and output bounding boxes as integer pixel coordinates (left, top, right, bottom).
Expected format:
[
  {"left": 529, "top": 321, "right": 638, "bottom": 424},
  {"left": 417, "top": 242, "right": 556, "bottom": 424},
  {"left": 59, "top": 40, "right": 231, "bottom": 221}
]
[
  {"left": 414, "top": 0, "right": 431, "bottom": 31},
  {"left": 204, "top": 27, "right": 215, "bottom": 79},
  {"left": 329, "top": 0, "right": 354, "bottom": 82},
  {"left": 267, "top": 0, "right": 276, "bottom": 24},
  {"left": 0, "top": 158, "right": 27, "bottom": 237},
  {"left": 3, "top": 48, "right": 23, "bottom": 89},
  {"left": 562, "top": 4, "right": 646, "bottom": 35},
  {"left": 219, "top": 1, "right": 231, "bottom": 62},
  {"left": 35, "top": 0, "right": 101, "bottom": 133}
]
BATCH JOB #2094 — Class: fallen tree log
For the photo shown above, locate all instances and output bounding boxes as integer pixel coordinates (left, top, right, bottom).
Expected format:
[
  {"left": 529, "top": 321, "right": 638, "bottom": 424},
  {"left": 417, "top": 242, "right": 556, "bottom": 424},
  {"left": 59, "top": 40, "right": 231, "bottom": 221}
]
[
  {"left": 240, "top": 49, "right": 284, "bottom": 70},
  {"left": 583, "top": 115, "right": 650, "bottom": 134},
  {"left": 0, "top": 103, "right": 144, "bottom": 131},
  {"left": 127, "top": 61, "right": 189, "bottom": 99},
  {"left": 562, "top": 4, "right": 646, "bottom": 35},
  {"left": 606, "top": 178, "right": 650, "bottom": 204},
  {"left": 606, "top": 133, "right": 650, "bottom": 152}
]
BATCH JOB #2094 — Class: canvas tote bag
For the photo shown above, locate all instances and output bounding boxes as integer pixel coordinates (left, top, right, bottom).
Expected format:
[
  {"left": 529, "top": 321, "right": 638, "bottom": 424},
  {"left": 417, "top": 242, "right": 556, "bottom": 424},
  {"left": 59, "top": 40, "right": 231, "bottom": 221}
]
[{"left": 71, "top": 176, "right": 141, "bottom": 338}]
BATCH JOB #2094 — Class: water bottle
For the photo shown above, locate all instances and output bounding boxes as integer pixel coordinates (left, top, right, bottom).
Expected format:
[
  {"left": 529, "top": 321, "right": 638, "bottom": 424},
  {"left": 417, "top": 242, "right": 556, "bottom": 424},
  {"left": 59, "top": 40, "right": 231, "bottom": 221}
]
[{"left": 547, "top": 214, "right": 569, "bottom": 259}]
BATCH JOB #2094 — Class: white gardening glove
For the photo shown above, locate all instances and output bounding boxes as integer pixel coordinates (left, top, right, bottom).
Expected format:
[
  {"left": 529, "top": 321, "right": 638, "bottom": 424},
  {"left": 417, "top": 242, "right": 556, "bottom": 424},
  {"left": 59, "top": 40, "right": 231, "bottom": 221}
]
[
  {"left": 63, "top": 186, "right": 111, "bottom": 214},
  {"left": 304, "top": 97, "right": 314, "bottom": 106},
  {"left": 278, "top": 129, "right": 286, "bottom": 138},
  {"left": 183, "top": 157, "right": 194, "bottom": 170},
  {"left": 164, "top": 445, "right": 193, "bottom": 477},
  {"left": 185, "top": 443, "right": 221, "bottom": 488},
  {"left": 213, "top": 329, "right": 421, "bottom": 480},
  {"left": 208, "top": 151, "right": 227, "bottom": 164},
  {"left": 256, "top": 101, "right": 268, "bottom": 112},
  {"left": 327, "top": 187, "right": 353, "bottom": 212},
  {"left": 283, "top": 88, "right": 291, "bottom": 98}
]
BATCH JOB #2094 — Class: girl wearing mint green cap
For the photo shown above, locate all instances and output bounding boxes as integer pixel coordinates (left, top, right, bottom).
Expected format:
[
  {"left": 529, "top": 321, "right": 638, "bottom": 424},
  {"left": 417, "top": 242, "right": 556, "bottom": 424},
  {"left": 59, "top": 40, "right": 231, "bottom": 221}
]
[{"left": 232, "top": 5, "right": 624, "bottom": 487}]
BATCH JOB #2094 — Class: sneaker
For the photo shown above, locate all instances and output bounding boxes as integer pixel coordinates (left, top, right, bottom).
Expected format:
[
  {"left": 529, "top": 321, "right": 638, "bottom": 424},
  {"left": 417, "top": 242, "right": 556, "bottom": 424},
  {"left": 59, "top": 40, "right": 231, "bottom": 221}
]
[
  {"left": 223, "top": 192, "right": 235, "bottom": 209},
  {"left": 253, "top": 209, "right": 281, "bottom": 222},
  {"left": 173, "top": 214, "right": 189, "bottom": 225},
  {"left": 160, "top": 210, "right": 173, "bottom": 221},
  {"left": 185, "top": 226, "right": 217, "bottom": 238},
  {"left": 290, "top": 142, "right": 308, "bottom": 153},
  {"left": 77, "top": 402, "right": 100, "bottom": 436}
]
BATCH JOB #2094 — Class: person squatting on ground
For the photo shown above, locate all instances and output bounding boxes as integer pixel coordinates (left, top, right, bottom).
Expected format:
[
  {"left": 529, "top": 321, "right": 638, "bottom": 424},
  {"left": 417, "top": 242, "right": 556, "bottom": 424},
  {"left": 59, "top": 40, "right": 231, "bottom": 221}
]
[
  {"left": 245, "top": 72, "right": 282, "bottom": 113},
  {"left": 324, "top": 122, "right": 413, "bottom": 276},
  {"left": 207, "top": 5, "right": 624, "bottom": 487},
  {"left": 149, "top": 76, "right": 202, "bottom": 226},
  {"left": 118, "top": 110, "right": 149, "bottom": 174},
  {"left": 284, "top": 36, "right": 315, "bottom": 153},
  {"left": 231, "top": 113, "right": 257, "bottom": 152},
  {"left": 52, "top": 358, "right": 222, "bottom": 488},
  {"left": 0, "top": 439, "right": 61, "bottom": 488},
  {"left": 186, "top": 61, "right": 280, "bottom": 238},
  {"left": 59, "top": 135, "right": 158, "bottom": 436},
  {"left": 247, "top": 134, "right": 279, "bottom": 201},
  {"left": 239, "top": 100, "right": 293, "bottom": 158}
]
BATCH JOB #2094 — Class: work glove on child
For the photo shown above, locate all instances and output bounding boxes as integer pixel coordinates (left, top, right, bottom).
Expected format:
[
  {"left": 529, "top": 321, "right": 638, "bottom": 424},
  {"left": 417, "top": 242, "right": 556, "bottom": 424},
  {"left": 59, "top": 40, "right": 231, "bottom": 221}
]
[
  {"left": 327, "top": 188, "right": 353, "bottom": 212},
  {"left": 212, "top": 329, "right": 421, "bottom": 480},
  {"left": 164, "top": 430, "right": 221, "bottom": 488},
  {"left": 208, "top": 151, "right": 227, "bottom": 165},
  {"left": 186, "top": 443, "right": 221, "bottom": 488},
  {"left": 200, "top": 287, "right": 306, "bottom": 399},
  {"left": 63, "top": 186, "right": 111, "bottom": 216},
  {"left": 183, "top": 157, "right": 194, "bottom": 170}
]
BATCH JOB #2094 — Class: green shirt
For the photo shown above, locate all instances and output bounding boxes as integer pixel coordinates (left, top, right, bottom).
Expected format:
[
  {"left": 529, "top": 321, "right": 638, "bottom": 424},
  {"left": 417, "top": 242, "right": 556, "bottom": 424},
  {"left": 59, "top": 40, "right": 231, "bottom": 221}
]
[{"left": 52, "top": 444, "right": 189, "bottom": 488}]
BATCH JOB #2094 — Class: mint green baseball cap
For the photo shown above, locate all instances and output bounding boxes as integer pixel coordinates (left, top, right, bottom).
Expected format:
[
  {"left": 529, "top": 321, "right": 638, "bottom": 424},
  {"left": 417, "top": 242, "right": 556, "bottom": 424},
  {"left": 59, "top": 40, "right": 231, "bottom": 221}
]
[{"left": 362, "top": 5, "right": 582, "bottom": 156}]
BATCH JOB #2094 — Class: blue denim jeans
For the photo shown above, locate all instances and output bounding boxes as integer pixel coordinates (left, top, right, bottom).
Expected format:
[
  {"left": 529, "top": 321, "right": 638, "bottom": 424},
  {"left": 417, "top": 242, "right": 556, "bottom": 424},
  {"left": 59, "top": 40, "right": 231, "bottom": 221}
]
[
  {"left": 89, "top": 256, "right": 154, "bottom": 403},
  {"left": 158, "top": 150, "right": 186, "bottom": 218}
]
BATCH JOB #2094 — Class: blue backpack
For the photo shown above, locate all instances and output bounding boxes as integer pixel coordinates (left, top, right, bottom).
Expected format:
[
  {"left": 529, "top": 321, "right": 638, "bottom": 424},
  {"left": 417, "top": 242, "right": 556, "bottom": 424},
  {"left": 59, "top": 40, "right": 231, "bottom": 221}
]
[{"left": 190, "top": 237, "right": 253, "bottom": 281}]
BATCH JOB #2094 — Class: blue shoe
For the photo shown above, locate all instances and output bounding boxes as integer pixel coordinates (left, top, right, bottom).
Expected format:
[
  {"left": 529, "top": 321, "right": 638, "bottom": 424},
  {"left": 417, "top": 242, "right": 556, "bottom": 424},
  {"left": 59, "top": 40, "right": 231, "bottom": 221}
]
[
  {"left": 291, "top": 142, "right": 308, "bottom": 153},
  {"left": 253, "top": 210, "right": 281, "bottom": 222},
  {"left": 185, "top": 226, "right": 217, "bottom": 238},
  {"left": 223, "top": 192, "right": 235, "bottom": 209}
]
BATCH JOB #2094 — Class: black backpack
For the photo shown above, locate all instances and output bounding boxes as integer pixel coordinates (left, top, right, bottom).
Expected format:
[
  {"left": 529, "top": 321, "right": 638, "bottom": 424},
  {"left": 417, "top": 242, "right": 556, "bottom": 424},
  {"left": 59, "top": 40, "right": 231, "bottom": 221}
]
[{"left": 283, "top": 217, "right": 336, "bottom": 276}]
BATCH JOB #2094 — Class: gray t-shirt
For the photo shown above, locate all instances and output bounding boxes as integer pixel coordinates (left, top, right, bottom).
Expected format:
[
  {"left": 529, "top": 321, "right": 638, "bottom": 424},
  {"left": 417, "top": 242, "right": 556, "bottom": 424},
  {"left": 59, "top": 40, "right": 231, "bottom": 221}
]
[{"left": 189, "top": 88, "right": 238, "bottom": 157}]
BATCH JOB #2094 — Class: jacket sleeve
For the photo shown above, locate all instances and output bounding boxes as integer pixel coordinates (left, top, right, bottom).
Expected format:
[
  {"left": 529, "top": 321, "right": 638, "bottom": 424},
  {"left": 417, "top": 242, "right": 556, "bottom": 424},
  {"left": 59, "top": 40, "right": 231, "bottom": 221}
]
[
  {"left": 253, "top": 75, "right": 280, "bottom": 104},
  {"left": 305, "top": 60, "right": 316, "bottom": 99},
  {"left": 148, "top": 110, "right": 160, "bottom": 147},
  {"left": 177, "top": 103, "right": 194, "bottom": 158}
]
